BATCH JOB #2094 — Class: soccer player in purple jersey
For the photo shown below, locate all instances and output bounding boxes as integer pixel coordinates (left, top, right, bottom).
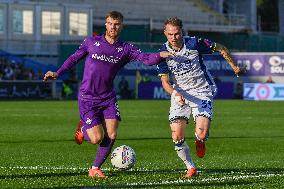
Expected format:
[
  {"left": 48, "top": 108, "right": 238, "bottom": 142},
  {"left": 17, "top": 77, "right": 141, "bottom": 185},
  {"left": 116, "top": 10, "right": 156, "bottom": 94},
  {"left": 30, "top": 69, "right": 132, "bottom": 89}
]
[
  {"left": 43, "top": 11, "right": 172, "bottom": 178},
  {"left": 157, "top": 17, "right": 243, "bottom": 178}
]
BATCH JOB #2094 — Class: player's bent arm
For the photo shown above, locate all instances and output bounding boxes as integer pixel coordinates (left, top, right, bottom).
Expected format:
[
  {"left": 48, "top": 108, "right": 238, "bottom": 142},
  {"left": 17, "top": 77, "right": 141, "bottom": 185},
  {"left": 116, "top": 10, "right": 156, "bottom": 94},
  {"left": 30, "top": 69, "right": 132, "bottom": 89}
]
[
  {"left": 160, "top": 75, "right": 185, "bottom": 105},
  {"left": 215, "top": 43, "right": 241, "bottom": 76},
  {"left": 160, "top": 75, "right": 174, "bottom": 95}
]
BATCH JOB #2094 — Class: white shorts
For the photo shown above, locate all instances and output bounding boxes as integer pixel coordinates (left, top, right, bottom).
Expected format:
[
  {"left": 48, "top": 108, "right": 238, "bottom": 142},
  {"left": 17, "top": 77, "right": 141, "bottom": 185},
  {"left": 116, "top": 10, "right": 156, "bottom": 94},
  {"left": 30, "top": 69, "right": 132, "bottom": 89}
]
[{"left": 169, "top": 90, "right": 213, "bottom": 123}]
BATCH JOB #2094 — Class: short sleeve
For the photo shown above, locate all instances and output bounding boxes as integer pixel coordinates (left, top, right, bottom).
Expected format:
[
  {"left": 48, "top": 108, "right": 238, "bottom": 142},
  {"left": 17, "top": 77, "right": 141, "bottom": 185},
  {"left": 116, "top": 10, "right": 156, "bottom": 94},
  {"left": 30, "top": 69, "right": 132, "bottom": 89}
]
[
  {"left": 196, "top": 37, "right": 217, "bottom": 54},
  {"left": 156, "top": 44, "right": 170, "bottom": 76},
  {"left": 156, "top": 61, "right": 169, "bottom": 76}
]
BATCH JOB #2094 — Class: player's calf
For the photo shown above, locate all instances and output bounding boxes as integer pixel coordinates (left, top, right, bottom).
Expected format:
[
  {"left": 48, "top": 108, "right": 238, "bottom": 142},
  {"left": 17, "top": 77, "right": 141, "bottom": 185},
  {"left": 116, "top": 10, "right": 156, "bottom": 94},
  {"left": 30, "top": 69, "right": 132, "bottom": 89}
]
[
  {"left": 173, "top": 138, "right": 196, "bottom": 173},
  {"left": 195, "top": 132, "right": 208, "bottom": 158}
]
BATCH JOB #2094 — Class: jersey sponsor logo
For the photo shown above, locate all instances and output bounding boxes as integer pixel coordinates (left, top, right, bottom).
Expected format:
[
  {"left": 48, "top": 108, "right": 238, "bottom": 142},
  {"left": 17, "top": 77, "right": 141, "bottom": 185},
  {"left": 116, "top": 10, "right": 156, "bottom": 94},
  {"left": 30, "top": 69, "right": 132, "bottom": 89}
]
[
  {"left": 116, "top": 47, "right": 123, "bottom": 52},
  {"left": 166, "top": 49, "right": 199, "bottom": 76},
  {"left": 91, "top": 53, "right": 119, "bottom": 64},
  {"left": 168, "top": 59, "right": 195, "bottom": 76}
]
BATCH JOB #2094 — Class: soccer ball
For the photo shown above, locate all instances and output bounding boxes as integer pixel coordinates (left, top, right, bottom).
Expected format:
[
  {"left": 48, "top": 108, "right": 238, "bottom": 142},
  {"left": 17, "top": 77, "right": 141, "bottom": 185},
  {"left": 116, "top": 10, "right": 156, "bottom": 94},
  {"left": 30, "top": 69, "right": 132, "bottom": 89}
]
[{"left": 110, "top": 145, "right": 136, "bottom": 170}]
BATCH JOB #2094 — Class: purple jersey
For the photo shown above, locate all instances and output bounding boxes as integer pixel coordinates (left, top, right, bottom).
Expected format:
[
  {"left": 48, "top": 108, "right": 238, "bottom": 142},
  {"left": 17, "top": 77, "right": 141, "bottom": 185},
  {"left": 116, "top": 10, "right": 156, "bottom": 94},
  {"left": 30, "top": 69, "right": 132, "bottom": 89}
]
[{"left": 57, "top": 35, "right": 162, "bottom": 100}]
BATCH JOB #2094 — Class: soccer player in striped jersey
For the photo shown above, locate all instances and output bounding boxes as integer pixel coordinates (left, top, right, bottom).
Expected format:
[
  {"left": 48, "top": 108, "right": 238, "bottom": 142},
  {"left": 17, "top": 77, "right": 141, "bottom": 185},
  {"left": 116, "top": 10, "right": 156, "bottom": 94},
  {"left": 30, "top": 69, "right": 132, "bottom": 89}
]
[
  {"left": 43, "top": 11, "right": 172, "bottom": 178},
  {"left": 157, "top": 17, "right": 242, "bottom": 178}
]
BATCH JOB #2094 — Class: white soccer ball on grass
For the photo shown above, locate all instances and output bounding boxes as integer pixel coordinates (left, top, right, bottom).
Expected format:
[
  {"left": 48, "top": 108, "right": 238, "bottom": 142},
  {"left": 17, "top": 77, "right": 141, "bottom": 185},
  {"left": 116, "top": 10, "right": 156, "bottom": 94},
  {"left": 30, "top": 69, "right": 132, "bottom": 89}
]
[{"left": 110, "top": 145, "right": 136, "bottom": 170}]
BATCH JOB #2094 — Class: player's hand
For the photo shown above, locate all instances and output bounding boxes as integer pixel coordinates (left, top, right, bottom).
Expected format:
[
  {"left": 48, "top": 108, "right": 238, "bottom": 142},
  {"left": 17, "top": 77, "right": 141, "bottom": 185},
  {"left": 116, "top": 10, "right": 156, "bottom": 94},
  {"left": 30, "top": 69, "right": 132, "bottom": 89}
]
[
  {"left": 43, "top": 71, "right": 58, "bottom": 81},
  {"left": 174, "top": 92, "right": 185, "bottom": 106},
  {"left": 160, "top": 51, "right": 175, "bottom": 58},
  {"left": 233, "top": 66, "right": 246, "bottom": 77}
]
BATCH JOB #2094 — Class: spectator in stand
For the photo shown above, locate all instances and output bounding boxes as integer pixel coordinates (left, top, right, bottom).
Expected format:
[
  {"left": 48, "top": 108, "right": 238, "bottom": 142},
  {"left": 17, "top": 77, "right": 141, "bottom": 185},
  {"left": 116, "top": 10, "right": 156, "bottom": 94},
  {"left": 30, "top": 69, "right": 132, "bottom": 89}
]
[
  {"left": 234, "top": 81, "right": 243, "bottom": 99},
  {"left": 4, "top": 65, "right": 14, "bottom": 80},
  {"left": 265, "top": 76, "right": 275, "bottom": 83}
]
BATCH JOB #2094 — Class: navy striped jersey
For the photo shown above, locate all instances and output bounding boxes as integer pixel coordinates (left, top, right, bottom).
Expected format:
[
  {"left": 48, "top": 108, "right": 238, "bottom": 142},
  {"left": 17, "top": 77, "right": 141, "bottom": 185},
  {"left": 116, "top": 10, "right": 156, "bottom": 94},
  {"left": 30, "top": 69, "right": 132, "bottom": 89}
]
[{"left": 157, "top": 36, "right": 217, "bottom": 97}]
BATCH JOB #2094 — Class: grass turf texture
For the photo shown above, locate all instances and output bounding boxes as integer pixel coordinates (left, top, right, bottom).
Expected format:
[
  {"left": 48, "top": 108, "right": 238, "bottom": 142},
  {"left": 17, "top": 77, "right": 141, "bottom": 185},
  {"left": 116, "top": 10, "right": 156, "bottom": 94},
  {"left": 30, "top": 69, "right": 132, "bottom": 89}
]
[{"left": 0, "top": 100, "right": 283, "bottom": 188}]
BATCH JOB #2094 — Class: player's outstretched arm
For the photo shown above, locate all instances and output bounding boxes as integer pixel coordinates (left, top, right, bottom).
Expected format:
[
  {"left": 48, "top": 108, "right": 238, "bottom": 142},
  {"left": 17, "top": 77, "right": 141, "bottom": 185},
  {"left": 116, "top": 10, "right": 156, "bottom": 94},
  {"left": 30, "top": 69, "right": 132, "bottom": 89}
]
[
  {"left": 216, "top": 43, "right": 243, "bottom": 77},
  {"left": 129, "top": 44, "right": 174, "bottom": 65},
  {"left": 43, "top": 71, "right": 58, "bottom": 81}
]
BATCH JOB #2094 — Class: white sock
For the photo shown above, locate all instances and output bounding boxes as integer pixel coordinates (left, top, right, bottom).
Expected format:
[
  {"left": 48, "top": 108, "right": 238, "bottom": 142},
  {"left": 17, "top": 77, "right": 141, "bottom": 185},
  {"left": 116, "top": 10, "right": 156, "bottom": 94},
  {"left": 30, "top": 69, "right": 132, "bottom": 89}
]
[{"left": 174, "top": 141, "right": 195, "bottom": 169}]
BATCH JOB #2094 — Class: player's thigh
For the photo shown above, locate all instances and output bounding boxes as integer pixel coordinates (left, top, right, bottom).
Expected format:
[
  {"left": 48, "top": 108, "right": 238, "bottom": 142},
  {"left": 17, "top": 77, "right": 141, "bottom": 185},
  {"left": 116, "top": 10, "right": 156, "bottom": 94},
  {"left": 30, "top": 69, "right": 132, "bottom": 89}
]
[
  {"left": 170, "top": 119, "right": 187, "bottom": 140},
  {"left": 102, "top": 98, "right": 120, "bottom": 139},
  {"left": 192, "top": 99, "right": 213, "bottom": 122},
  {"left": 78, "top": 98, "right": 104, "bottom": 143},
  {"left": 192, "top": 100, "right": 213, "bottom": 134},
  {"left": 86, "top": 124, "right": 105, "bottom": 144},
  {"left": 195, "top": 116, "right": 210, "bottom": 131}
]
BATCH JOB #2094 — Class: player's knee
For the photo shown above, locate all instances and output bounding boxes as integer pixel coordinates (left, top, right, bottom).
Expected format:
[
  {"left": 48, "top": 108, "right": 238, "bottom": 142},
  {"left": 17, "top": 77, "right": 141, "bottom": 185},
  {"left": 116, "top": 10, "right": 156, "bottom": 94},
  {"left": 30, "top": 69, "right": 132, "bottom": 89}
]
[
  {"left": 195, "top": 132, "right": 209, "bottom": 142},
  {"left": 108, "top": 132, "right": 117, "bottom": 140},
  {"left": 170, "top": 118, "right": 187, "bottom": 126},
  {"left": 172, "top": 134, "right": 183, "bottom": 142},
  {"left": 199, "top": 133, "right": 206, "bottom": 141},
  {"left": 172, "top": 137, "right": 185, "bottom": 145},
  {"left": 171, "top": 130, "right": 184, "bottom": 142},
  {"left": 89, "top": 136, "right": 103, "bottom": 144}
]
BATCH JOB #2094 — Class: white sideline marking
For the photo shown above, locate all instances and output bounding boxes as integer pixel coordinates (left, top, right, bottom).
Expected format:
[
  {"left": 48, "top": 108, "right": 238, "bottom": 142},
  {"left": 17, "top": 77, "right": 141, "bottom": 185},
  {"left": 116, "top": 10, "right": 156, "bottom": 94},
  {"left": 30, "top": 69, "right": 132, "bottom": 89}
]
[
  {"left": 127, "top": 173, "right": 284, "bottom": 186},
  {"left": 0, "top": 166, "right": 283, "bottom": 186},
  {"left": 0, "top": 166, "right": 88, "bottom": 171}
]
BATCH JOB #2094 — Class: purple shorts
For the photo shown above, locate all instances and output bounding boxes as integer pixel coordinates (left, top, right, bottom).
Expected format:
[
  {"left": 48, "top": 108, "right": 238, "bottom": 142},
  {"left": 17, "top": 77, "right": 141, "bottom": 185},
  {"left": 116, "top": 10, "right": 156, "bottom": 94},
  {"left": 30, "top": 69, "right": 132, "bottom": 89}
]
[{"left": 78, "top": 96, "right": 121, "bottom": 141}]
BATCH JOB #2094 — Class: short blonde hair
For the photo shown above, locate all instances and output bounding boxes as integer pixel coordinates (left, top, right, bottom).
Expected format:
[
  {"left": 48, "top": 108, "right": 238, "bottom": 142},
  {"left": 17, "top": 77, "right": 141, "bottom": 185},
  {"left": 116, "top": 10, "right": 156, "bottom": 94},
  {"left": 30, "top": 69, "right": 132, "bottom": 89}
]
[{"left": 164, "top": 17, "right": 183, "bottom": 29}]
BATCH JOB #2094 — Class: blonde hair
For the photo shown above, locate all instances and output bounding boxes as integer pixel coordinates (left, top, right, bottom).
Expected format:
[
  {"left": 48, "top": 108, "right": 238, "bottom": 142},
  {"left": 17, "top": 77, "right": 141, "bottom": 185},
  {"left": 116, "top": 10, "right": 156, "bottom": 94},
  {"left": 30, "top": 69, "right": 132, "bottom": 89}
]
[{"left": 164, "top": 17, "right": 183, "bottom": 29}]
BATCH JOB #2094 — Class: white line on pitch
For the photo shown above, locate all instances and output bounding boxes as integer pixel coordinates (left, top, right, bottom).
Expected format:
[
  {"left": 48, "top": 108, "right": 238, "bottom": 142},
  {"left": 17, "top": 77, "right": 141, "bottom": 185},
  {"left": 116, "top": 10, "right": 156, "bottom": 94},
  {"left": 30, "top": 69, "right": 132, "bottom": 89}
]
[
  {"left": 126, "top": 173, "right": 284, "bottom": 187},
  {"left": 0, "top": 166, "right": 88, "bottom": 171}
]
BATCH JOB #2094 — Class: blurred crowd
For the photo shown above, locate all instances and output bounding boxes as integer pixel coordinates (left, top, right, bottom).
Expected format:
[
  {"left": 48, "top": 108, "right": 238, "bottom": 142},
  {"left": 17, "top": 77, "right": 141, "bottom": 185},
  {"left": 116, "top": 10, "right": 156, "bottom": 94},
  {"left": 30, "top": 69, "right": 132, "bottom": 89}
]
[{"left": 0, "top": 58, "right": 43, "bottom": 80}]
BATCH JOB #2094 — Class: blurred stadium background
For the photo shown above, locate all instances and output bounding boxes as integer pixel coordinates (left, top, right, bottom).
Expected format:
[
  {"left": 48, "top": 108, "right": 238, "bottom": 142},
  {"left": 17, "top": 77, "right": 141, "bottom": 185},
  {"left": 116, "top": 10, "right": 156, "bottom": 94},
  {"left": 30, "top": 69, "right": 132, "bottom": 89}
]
[{"left": 0, "top": 0, "right": 283, "bottom": 100}]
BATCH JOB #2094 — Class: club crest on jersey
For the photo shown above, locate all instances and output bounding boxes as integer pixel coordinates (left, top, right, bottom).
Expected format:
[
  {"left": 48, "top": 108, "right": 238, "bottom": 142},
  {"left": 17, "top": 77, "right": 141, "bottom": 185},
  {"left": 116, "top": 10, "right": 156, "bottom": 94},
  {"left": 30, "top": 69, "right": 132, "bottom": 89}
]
[
  {"left": 94, "top": 42, "right": 100, "bottom": 46},
  {"left": 86, "top": 118, "right": 92, "bottom": 125},
  {"left": 116, "top": 47, "right": 123, "bottom": 52}
]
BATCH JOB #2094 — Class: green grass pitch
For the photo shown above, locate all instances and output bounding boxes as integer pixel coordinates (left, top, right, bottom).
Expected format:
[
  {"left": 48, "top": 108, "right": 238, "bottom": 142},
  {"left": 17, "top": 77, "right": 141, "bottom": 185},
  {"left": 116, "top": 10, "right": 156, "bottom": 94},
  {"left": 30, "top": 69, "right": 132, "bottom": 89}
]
[{"left": 0, "top": 100, "right": 284, "bottom": 188}]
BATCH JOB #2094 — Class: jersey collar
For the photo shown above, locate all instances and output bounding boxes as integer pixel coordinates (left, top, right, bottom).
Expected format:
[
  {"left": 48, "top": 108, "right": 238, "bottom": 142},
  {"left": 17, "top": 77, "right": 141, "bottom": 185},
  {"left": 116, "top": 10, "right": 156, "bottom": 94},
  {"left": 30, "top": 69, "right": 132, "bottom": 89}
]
[{"left": 166, "top": 38, "right": 186, "bottom": 54}]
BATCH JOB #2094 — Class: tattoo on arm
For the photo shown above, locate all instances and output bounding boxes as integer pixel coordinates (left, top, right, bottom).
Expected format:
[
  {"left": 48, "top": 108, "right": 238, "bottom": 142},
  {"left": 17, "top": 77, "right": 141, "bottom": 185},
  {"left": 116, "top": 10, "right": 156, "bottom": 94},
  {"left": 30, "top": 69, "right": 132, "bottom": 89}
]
[{"left": 216, "top": 44, "right": 237, "bottom": 69}]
